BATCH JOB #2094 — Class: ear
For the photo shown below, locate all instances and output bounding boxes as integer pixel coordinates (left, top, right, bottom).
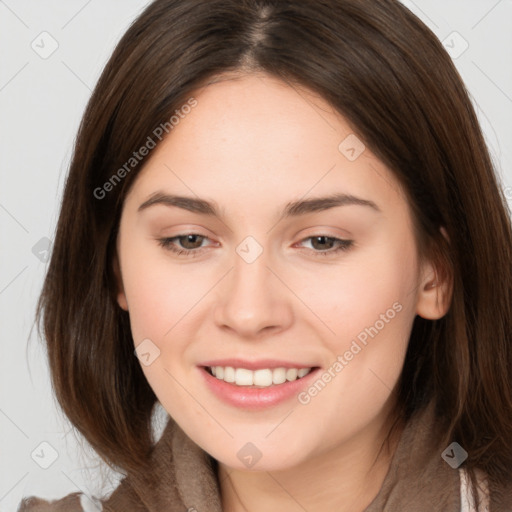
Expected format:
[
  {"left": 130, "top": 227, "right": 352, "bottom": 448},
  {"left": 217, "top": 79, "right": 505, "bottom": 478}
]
[
  {"left": 415, "top": 227, "right": 452, "bottom": 320},
  {"left": 113, "top": 251, "right": 129, "bottom": 311}
]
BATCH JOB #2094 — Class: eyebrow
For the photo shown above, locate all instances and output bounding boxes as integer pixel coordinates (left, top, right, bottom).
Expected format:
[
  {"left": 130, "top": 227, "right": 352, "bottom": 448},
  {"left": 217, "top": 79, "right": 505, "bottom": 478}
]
[{"left": 138, "top": 191, "right": 381, "bottom": 218}]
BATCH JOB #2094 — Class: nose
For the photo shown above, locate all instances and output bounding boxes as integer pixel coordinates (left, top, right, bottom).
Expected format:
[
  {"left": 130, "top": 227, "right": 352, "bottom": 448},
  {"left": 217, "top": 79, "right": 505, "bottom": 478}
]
[{"left": 213, "top": 247, "right": 294, "bottom": 339}]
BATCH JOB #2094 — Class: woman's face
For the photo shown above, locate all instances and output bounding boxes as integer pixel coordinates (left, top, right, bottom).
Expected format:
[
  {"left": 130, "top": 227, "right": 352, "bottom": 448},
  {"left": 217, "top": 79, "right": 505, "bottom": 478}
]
[{"left": 116, "top": 73, "right": 442, "bottom": 471}]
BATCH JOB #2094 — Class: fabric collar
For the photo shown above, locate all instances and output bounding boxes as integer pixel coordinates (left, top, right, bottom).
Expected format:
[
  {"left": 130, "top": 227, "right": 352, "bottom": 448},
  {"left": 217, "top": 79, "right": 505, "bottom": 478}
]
[{"left": 102, "top": 399, "right": 512, "bottom": 511}]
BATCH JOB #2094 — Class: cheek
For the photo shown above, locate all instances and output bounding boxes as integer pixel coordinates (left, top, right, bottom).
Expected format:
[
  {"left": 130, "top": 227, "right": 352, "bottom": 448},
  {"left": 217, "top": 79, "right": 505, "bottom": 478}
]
[
  {"left": 298, "top": 242, "right": 416, "bottom": 343},
  {"left": 292, "top": 246, "right": 417, "bottom": 441},
  {"left": 123, "top": 268, "right": 175, "bottom": 344},
  {"left": 119, "top": 234, "right": 203, "bottom": 344},
  {"left": 299, "top": 237, "right": 418, "bottom": 393},
  {"left": 120, "top": 245, "right": 200, "bottom": 411}
]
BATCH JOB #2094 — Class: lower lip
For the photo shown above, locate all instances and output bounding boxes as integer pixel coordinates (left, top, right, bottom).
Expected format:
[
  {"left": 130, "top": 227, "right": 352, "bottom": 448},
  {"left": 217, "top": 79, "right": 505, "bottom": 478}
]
[{"left": 199, "top": 367, "right": 320, "bottom": 410}]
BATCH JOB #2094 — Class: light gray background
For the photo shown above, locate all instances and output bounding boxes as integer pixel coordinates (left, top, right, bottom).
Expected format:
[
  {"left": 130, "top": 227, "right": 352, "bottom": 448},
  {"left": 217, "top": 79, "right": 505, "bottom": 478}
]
[{"left": 1, "top": 0, "right": 511, "bottom": 509}]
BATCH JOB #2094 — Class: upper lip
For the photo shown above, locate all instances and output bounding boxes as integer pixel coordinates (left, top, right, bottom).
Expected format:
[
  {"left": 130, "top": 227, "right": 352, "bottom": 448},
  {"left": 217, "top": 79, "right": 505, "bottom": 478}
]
[{"left": 199, "top": 358, "right": 318, "bottom": 371}]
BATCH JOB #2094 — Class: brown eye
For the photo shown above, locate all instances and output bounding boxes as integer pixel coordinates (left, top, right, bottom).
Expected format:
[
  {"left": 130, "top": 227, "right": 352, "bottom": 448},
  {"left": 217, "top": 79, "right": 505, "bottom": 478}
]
[
  {"left": 176, "top": 234, "right": 206, "bottom": 249},
  {"left": 310, "top": 236, "right": 336, "bottom": 251},
  {"left": 157, "top": 233, "right": 212, "bottom": 257},
  {"left": 296, "top": 235, "right": 353, "bottom": 256}
]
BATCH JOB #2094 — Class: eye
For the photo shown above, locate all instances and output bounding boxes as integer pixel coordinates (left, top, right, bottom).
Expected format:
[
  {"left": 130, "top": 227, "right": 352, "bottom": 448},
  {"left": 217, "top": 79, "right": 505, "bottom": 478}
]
[
  {"left": 157, "top": 233, "right": 353, "bottom": 258},
  {"left": 296, "top": 235, "right": 353, "bottom": 256},
  {"left": 158, "top": 234, "right": 214, "bottom": 257}
]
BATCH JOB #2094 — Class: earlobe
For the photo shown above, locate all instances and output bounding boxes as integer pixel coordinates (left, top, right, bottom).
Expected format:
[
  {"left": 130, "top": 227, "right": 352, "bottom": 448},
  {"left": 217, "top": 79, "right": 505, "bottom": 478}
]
[
  {"left": 113, "top": 252, "right": 129, "bottom": 311},
  {"left": 415, "top": 228, "right": 452, "bottom": 320},
  {"left": 117, "top": 290, "right": 129, "bottom": 311},
  {"left": 415, "top": 273, "right": 448, "bottom": 320}
]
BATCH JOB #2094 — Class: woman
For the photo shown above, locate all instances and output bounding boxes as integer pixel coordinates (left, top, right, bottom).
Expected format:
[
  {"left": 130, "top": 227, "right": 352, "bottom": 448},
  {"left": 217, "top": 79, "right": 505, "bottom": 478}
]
[{"left": 18, "top": 0, "right": 512, "bottom": 510}]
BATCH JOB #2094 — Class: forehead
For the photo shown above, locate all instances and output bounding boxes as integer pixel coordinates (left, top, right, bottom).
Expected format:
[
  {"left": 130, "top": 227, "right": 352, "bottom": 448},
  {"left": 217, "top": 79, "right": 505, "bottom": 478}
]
[{"left": 125, "top": 72, "right": 406, "bottom": 217}]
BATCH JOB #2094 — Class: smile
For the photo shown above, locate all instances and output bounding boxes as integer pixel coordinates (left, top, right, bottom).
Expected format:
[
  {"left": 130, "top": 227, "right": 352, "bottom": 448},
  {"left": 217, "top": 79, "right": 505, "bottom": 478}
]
[
  {"left": 206, "top": 366, "right": 313, "bottom": 388},
  {"left": 199, "top": 362, "right": 321, "bottom": 409}
]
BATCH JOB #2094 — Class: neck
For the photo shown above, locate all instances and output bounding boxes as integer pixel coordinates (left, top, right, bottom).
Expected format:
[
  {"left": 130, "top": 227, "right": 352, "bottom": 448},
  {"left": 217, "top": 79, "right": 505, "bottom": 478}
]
[{"left": 218, "top": 404, "right": 404, "bottom": 512}]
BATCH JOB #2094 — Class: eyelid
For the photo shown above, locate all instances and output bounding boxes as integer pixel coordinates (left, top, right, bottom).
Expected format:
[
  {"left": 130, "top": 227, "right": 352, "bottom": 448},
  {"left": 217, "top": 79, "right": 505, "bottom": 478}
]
[
  {"left": 157, "top": 232, "right": 216, "bottom": 252},
  {"left": 293, "top": 235, "right": 353, "bottom": 255},
  {"left": 157, "top": 232, "right": 353, "bottom": 258}
]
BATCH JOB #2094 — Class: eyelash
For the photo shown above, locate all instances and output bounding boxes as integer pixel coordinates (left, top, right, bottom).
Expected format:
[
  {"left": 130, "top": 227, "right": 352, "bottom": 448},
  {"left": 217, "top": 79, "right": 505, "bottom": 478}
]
[{"left": 157, "top": 234, "right": 353, "bottom": 258}]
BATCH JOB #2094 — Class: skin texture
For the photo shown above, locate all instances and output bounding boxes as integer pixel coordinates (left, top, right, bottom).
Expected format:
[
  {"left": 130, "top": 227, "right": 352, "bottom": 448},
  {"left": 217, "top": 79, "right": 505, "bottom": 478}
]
[{"left": 115, "top": 73, "right": 451, "bottom": 512}]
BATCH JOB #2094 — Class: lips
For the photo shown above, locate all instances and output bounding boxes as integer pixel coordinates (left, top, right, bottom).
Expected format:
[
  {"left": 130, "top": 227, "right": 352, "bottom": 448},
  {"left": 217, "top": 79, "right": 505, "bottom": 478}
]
[{"left": 198, "top": 358, "right": 321, "bottom": 409}]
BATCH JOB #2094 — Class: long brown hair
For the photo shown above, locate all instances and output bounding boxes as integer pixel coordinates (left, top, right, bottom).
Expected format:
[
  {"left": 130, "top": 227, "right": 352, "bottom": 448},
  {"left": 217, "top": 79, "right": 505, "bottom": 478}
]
[{"left": 36, "top": 0, "right": 512, "bottom": 506}]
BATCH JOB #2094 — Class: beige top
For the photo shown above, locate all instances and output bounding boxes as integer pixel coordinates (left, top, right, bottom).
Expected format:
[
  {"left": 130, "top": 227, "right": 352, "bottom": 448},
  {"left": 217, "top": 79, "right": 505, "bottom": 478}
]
[{"left": 18, "top": 400, "right": 510, "bottom": 512}]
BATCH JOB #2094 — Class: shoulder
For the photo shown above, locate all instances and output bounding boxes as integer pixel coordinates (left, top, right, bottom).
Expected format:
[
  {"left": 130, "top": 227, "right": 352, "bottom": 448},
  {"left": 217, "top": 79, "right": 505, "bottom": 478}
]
[{"left": 17, "top": 492, "right": 102, "bottom": 512}]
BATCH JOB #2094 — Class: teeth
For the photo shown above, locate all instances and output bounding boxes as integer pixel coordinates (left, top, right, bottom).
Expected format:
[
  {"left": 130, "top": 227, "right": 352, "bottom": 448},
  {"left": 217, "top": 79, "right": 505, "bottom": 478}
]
[
  {"left": 235, "top": 368, "right": 253, "bottom": 386},
  {"left": 297, "top": 368, "right": 310, "bottom": 378},
  {"left": 224, "top": 366, "right": 235, "bottom": 383},
  {"left": 254, "top": 369, "right": 272, "bottom": 387},
  {"left": 286, "top": 368, "right": 298, "bottom": 381},
  {"left": 273, "top": 367, "right": 287, "bottom": 384},
  {"left": 208, "top": 366, "right": 313, "bottom": 387}
]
